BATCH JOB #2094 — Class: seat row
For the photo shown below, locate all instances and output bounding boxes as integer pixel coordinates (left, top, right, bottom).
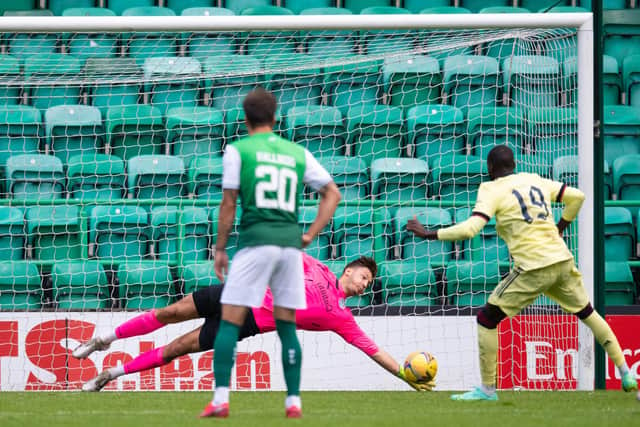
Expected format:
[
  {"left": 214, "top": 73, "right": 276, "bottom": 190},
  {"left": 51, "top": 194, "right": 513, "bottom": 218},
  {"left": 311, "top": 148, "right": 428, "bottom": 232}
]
[
  {"left": 3, "top": 53, "right": 624, "bottom": 114},
  {"left": 0, "top": 257, "right": 637, "bottom": 311},
  {"left": 2, "top": 1, "right": 631, "bottom": 17}
]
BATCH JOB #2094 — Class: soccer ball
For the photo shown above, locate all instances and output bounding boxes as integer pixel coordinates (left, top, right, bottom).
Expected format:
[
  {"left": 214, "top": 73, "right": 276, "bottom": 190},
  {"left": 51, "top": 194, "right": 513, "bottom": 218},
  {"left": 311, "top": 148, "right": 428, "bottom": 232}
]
[{"left": 403, "top": 351, "right": 438, "bottom": 383}]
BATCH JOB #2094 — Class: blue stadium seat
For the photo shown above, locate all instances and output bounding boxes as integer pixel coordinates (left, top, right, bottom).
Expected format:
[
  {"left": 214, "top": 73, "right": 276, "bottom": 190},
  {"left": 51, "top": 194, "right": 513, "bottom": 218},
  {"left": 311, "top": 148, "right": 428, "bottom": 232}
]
[
  {"left": 603, "top": 105, "right": 640, "bottom": 166},
  {"left": 0, "top": 261, "right": 41, "bottom": 310},
  {"left": 88, "top": 205, "right": 150, "bottom": 261},
  {"left": 407, "top": 105, "right": 465, "bottom": 160},
  {"left": 0, "top": 206, "right": 25, "bottom": 260}
]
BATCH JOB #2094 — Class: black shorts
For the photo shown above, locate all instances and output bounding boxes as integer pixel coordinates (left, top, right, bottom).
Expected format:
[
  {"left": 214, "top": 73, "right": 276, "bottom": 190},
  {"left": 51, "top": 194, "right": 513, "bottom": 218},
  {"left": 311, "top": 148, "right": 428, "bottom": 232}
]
[{"left": 192, "top": 285, "right": 261, "bottom": 351}]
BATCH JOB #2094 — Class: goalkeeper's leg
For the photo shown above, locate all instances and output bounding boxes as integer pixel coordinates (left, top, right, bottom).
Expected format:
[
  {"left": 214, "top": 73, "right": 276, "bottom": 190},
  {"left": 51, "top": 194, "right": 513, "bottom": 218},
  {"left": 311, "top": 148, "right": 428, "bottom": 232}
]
[
  {"left": 82, "top": 327, "right": 202, "bottom": 392},
  {"left": 73, "top": 295, "right": 199, "bottom": 359}
]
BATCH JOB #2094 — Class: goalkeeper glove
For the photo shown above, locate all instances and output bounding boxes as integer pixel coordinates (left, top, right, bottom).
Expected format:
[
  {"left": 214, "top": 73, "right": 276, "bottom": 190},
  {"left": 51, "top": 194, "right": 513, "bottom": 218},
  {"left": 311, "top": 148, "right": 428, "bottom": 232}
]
[{"left": 396, "top": 367, "right": 435, "bottom": 391}]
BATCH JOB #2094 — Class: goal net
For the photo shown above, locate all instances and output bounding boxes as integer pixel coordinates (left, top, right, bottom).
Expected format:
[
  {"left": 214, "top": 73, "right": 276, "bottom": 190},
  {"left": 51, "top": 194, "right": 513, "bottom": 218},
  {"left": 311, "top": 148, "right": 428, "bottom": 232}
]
[{"left": 0, "top": 13, "right": 593, "bottom": 392}]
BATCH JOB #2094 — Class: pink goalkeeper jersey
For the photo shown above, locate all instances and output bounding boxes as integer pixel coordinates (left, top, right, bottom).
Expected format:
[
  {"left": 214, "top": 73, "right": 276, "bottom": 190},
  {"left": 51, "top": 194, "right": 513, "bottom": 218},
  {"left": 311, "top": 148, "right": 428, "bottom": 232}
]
[{"left": 251, "top": 254, "right": 379, "bottom": 357}]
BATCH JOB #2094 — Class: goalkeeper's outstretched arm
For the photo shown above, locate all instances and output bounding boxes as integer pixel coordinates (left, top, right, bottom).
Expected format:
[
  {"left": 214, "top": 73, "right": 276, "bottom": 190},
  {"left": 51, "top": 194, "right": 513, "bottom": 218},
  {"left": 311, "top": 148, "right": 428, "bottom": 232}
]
[{"left": 370, "top": 349, "right": 435, "bottom": 391}]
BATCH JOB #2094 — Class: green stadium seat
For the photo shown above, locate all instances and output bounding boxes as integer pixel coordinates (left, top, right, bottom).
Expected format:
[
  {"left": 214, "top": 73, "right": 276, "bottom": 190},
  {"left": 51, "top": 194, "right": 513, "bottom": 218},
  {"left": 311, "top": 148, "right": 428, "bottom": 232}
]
[
  {"left": 519, "top": 0, "right": 571, "bottom": 11},
  {"left": 105, "top": 105, "right": 164, "bottom": 162},
  {"left": 52, "top": 260, "right": 110, "bottom": 310},
  {"left": 379, "top": 260, "right": 437, "bottom": 307},
  {"left": 461, "top": 0, "right": 510, "bottom": 13},
  {"left": 83, "top": 58, "right": 142, "bottom": 115},
  {"left": 107, "top": 0, "right": 153, "bottom": 15},
  {"left": 382, "top": 55, "right": 441, "bottom": 108},
  {"left": 0, "top": 0, "right": 37, "bottom": 15},
  {"left": 24, "top": 55, "right": 83, "bottom": 112},
  {"left": 122, "top": 7, "right": 178, "bottom": 65},
  {"left": 45, "top": 105, "right": 103, "bottom": 165},
  {"left": 502, "top": 55, "right": 560, "bottom": 109},
  {"left": 553, "top": 155, "right": 578, "bottom": 188},
  {"left": 0, "top": 261, "right": 41, "bottom": 310},
  {"left": 605, "top": 261, "right": 636, "bottom": 305},
  {"left": 168, "top": 0, "right": 217, "bottom": 15},
  {"left": 188, "top": 156, "right": 223, "bottom": 200},
  {"left": 6, "top": 154, "right": 64, "bottom": 200},
  {"left": 446, "top": 261, "right": 501, "bottom": 306},
  {"left": 285, "top": 0, "right": 333, "bottom": 14},
  {"left": 418, "top": 8, "right": 474, "bottom": 66},
  {"left": 181, "top": 7, "right": 236, "bottom": 62},
  {"left": 404, "top": 0, "right": 449, "bottom": 13},
  {"left": 265, "top": 55, "right": 323, "bottom": 112},
  {"left": 62, "top": 8, "right": 118, "bottom": 58},
  {"left": 623, "top": 55, "right": 640, "bottom": 107},
  {"left": 118, "top": 261, "right": 174, "bottom": 309},
  {"left": 181, "top": 207, "right": 211, "bottom": 264},
  {"left": 318, "top": 156, "right": 368, "bottom": 200},
  {"left": 67, "top": 153, "right": 126, "bottom": 200},
  {"left": 604, "top": 207, "right": 634, "bottom": 261},
  {"left": 536, "top": 7, "right": 587, "bottom": 66},
  {"left": 151, "top": 206, "right": 210, "bottom": 263},
  {"left": 333, "top": 205, "right": 389, "bottom": 260},
  {"left": 466, "top": 106, "right": 524, "bottom": 160},
  {"left": 455, "top": 207, "right": 508, "bottom": 263},
  {"left": 603, "top": 105, "right": 640, "bottom": 166},
  {"left": 613, "top": 154, "right": 640, "bottom": 200},
  {"left": 181, "top": 262, "right": 222, "bottom": 295},
  {"left": 360, "top": 7, "right": 414, "bottom": 57},
  {"left": 203, "top": 55, "right": 262, "bottom": 110},
  {"left": 343, "top": 0, "right": 389, "bottom": 14},
  {"left": 241, "top": 7, "right": 297, "bottom": 59},
  {"left": 128, "top": 155, "right": 185, "bottom": 199},
  {"left": 370, "top": 157, "right": 429, "bottom": 203},
  {"left": 603, "top": 9, "right": 640, "bottom": 66},
  {"left": 407, "top": 105, "right": 465, "bottom": 160},
  {"left": 88, "top": 205, "right": 150, "bottom": 261},
  {"left": 603, "top": 0, "right": 627, "bottom": 9},
  {"left": 286, "top": 106, "right": 345, "bottom": 158},
  {"left": 563, "top": 55, "right": 621, "bottom": 106},
  {"left": 419, "top": 6, "right": 471, "bottom": 14},
  {"left": 166, "top": 107, "right": 225, "bottom": 167},
  {"left": 211, "top": 206, "right": 241, "bottom": 259},
  {"left": 0, "top": 55, "right": 22, "bottom": 106},
  {"left": 324, "top": 57, "right": 382, "bottom": 115},
  {"left": 300, "top": 8, "right": 355, "bottom": 58},
  {"left": 394, "top": 207, "right": 454, "bottom": 268},
  {"left": 225, "top": 0, "right": 271, "bottom": 15},
  {"left": 143, "top": 57, "right": 202, "bottom": 115},
  {"left": 430, "top": 155, "right": 487, "bottom": 202},
  {"left": 480, "top": 7, "right": 531, "bottom": 61},
  {"left": 524, "top": 107, "right": 577, "bottom": 176},
  {"left": 5, "top": 10, "right": 58, "bottom": 57},
  {"left": 0, "top": 206, "right": 25, "bottom": 261},
  {"left": 346, "top": 105, "right": 404, "bottom": 166},
  {"left": 299, "top": 204, "right": 332, "bottom": 260},
  {"left": 443, "top": 55, "right": 499, "bottom": 111},
  {"left": 26, "top": 205, "right": 82, "bottom": 261},
  {"left": 0, "top": 106, "right": 41, "bottom": 181}
]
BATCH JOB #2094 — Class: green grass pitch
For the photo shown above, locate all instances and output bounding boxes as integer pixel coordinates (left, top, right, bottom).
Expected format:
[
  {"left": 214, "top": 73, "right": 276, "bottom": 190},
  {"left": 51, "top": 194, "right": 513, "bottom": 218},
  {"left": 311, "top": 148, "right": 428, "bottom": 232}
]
[{"left": 1, "top": 391, "right": 639, "bottom": 427}]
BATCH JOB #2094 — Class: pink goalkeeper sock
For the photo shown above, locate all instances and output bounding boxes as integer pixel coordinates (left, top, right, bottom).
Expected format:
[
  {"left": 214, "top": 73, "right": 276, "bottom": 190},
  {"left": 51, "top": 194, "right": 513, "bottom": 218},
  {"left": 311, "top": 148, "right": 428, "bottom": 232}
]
[
  {"left": 115, "top": 310, "right": 165, "bottom": 339},
  {"left": 124, "top": 346, "right": 166, "bottom": 375}
]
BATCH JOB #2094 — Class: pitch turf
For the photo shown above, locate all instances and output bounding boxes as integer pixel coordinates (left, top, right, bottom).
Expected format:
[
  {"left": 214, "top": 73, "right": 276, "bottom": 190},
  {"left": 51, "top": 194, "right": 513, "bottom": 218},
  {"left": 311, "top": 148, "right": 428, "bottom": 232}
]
[{"left": 0, "top": 391, "right": 639, "bottom": 427}]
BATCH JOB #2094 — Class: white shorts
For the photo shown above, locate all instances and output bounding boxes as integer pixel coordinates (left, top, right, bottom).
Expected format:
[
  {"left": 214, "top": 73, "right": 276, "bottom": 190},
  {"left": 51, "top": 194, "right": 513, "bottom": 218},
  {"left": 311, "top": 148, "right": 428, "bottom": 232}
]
[{"left": 221, "top": 245, "right": 306, "bottom": 310}]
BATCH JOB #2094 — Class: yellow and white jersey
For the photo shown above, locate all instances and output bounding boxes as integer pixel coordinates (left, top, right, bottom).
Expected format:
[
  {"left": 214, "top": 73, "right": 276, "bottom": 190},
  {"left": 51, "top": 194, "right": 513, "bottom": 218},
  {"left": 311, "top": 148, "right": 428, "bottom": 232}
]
[{"left": 471, "top": 172, "right": 577, "bottom": 271}]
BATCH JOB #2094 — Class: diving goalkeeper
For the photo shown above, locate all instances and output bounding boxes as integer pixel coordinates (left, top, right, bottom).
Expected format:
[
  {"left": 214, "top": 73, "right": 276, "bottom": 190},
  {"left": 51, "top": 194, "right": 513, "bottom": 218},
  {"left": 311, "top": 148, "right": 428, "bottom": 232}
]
[
  {"left": 74, "top": 253, "right": 433, "bottom": 392},
  {"left": 406, "top": 144, "right": 637, "bottom": 401}
]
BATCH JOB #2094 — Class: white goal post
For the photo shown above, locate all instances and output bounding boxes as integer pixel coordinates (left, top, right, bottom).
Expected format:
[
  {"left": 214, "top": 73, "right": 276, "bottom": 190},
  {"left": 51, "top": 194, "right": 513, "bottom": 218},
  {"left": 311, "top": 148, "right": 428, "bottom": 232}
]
[{"left": 0, "top": 12, "right": 594, "bottom": 391}]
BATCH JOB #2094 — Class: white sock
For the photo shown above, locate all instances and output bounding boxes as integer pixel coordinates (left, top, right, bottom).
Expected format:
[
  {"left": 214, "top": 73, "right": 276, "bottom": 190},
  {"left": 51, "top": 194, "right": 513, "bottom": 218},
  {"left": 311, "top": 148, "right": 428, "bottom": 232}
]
[
  {"left": 618, "top": 363, "right": 630, "bottom": 377},
  {"left": 480, "top": 384, "right": 496, "bottom": 395},
  {"left": 213, "top": 387, "right": 230, "bottom": 405},
  {"left": 100, "top": 331, "right": 118, "bottom": 345},
  {"left": 285, "top": 395, "right": 301, "bottom": 409},
  {"left": 107, "top": 365, "right": 125, "bottom": 379}
]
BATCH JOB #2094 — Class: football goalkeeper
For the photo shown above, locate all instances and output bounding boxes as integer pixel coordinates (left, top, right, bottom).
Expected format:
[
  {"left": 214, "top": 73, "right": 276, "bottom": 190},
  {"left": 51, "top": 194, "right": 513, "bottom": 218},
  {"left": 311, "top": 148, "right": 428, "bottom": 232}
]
[
  {"left": 406, "top": 144, "right": 637, "bottom": 401},
  {"left": 74, "top": 253, "right": 433, "bottom": 394}
]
